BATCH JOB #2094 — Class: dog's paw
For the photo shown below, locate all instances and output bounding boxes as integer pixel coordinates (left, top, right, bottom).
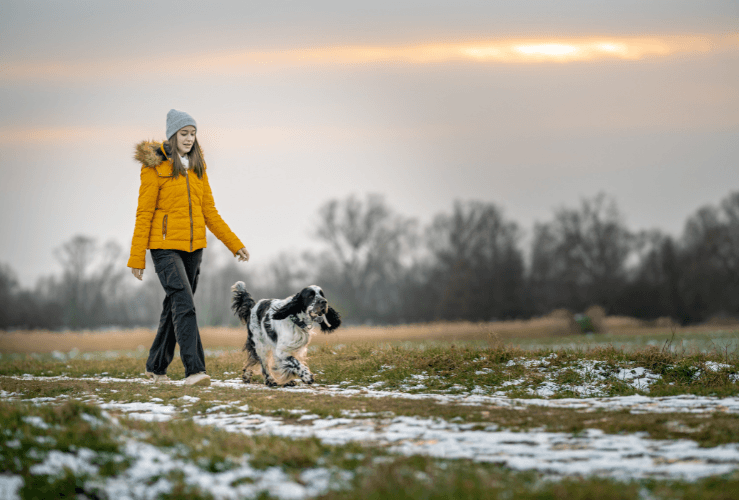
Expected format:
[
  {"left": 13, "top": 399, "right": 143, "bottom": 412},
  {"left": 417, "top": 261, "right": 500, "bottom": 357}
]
[
  {"left": 282, "top": 380, "right": 297, "bottom": 387},
  {"left": 301, "top": 372, "right": 314, "bottom": 385},
  {"left": 265, "top": 377, "right": 279, "bottom": 388},
  {"left": 241, "top": 369, "right": 253, "bottom": 384}
]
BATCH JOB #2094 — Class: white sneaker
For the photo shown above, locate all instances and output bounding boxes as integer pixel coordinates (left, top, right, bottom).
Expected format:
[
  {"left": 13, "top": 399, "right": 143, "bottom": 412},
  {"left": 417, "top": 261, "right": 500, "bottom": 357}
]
[
  {"left": 145, "top": 371, "right": 170, "bottom": 383},
  {"left": 184, "top": 372, "right": 211, "bottom": 386}
]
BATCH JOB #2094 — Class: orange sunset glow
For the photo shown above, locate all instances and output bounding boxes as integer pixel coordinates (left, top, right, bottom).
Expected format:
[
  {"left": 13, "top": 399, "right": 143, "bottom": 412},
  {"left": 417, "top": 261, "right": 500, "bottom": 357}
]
[{"left": 4, "top": 34, "right": 736, "bottom": 83}]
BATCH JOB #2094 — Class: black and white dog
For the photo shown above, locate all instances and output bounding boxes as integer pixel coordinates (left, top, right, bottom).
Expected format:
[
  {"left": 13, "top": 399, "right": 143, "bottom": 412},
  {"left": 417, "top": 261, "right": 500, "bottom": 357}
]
[{"left": 231, "top": 282, "right": 341, "bottom": 387}]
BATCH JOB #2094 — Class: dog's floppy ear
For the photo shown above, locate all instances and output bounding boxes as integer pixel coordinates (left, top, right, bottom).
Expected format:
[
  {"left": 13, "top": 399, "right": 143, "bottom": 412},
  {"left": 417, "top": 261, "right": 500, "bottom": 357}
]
[
  {"left": 319, "top": 306, "right": 342, "bottom": 333},
  {"left": 272, "top": 293, "right": 303, "bottom": 320}
]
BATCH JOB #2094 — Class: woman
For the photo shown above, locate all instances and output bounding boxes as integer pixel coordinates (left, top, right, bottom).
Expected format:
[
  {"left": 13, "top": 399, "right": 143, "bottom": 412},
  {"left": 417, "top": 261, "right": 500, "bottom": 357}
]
[{"left": 127, "top": 109, "right": 249, "bottom": 386}]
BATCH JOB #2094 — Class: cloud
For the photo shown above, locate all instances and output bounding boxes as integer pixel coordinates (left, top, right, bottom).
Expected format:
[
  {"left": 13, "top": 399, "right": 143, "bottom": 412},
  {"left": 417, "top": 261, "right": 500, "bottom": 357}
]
[{"left": 3, "top": 34, "right": 736, "bottom": 84}]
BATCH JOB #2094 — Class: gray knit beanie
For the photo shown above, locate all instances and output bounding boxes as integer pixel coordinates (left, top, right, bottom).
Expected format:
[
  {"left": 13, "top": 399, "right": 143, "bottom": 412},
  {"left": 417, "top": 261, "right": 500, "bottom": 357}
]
[{"left": 166, "top": 109, "right": 197, "bottom": 140}]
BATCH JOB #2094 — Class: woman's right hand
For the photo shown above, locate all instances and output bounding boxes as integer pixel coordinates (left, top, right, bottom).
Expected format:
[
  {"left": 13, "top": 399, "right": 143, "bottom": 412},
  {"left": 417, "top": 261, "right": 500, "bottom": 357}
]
[{"left": 131, "top": 268, "right": 144, "bottom": 281}]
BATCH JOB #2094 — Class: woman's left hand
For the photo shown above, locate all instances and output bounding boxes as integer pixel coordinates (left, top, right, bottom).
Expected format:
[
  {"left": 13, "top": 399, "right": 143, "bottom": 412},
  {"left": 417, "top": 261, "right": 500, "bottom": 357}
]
[{"left": 236, "top": 247, "right": 250, "bottom": 262}]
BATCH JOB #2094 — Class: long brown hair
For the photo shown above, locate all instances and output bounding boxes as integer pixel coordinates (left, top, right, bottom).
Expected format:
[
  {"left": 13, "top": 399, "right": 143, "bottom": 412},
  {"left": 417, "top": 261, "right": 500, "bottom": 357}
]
[{"left": 165, "top": 134, "right": 205, "bottom": 179}]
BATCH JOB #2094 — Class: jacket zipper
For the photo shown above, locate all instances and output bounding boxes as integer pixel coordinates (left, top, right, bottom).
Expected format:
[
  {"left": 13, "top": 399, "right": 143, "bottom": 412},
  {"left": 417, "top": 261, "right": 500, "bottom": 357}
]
[
  {"left": 185, "top": 171, "right": 194, "bottom": 251},
  {"left": 163, "top": 214, "right": 168, "bottom": 240}
]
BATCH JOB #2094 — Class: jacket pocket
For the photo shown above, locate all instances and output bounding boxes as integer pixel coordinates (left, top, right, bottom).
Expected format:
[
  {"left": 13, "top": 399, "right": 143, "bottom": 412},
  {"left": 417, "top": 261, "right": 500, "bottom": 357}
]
[{"left": 162, "top": 214, "right": 168, "bottom": 240}]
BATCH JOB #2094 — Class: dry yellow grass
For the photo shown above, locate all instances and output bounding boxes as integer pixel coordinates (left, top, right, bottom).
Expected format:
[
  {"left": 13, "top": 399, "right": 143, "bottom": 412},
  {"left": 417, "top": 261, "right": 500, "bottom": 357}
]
[{"left": 1, "top": 316, "right": 736, "bottom": 354}]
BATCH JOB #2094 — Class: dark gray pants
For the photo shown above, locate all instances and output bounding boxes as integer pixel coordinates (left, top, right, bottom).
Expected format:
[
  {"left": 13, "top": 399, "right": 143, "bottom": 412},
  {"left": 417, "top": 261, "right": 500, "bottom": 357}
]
[{"left": 145, "top": 248, "right": 205, "bottom": 377}]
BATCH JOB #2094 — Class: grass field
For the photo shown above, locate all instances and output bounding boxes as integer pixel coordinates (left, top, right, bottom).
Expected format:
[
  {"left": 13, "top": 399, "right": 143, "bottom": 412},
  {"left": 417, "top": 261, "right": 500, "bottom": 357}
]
[{"left": 2, "top": 319, "right": 739, "bottom": 499}]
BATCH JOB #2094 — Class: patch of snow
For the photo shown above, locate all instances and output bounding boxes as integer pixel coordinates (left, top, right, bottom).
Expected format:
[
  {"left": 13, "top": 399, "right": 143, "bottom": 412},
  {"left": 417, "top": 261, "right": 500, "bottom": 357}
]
[
  {"left": 616, "top": 368, "right": 662, "bottom": 392},
  {"left": 26, "top": 396, "right": 66, "bottom": 405},
  {"left": 0, "top": 475, "right": 23, "bottom": 500},
  {"left": 194, "top": 412, "right": 739, "bottom": 481},
  {"left": 21, "top": 434, "right": 352, "bottom": 500},
  {"left": 0, "top": 390, "right": 22, "bottom": 400},
  {"left": 506, "top": 353, "right": 558, "bottom": 369},
  {"left": 532, "top": 382, "right": 559, "bottom": 398},
  {"left": 206, "top": 404, "right": 235, "bottom": 413},
  {"left": 401, "top": 384, "right": 427, "bottom": 391},
  {"left": 501, "top": 378, "right": 526, "bottom": 388},
  {"left": 29, "top": 448, "right": 99, "bottom": 477},
  {"left": 498, "top": 358, "right": 664, "bottom": 397},
  {"left": 95, "top": 440, "right": 353, "bottom": 500},
  {"left": 22, "top": 416, "right": 50, "bottom": 429},
  {"left": 5, "top": 374, "right": 739, "bottom": 415},
  {"left": 80, "top": 413, "right": 105, "bottom": 428},
  {"left": 705, "top": 362, "right": 731, "bottom": 372},
  {"left": 98, "top": 401, "right": 177, "bottom": 422},
  {"left": 693, "top": 362, "right": 739, "bottom": 383}
]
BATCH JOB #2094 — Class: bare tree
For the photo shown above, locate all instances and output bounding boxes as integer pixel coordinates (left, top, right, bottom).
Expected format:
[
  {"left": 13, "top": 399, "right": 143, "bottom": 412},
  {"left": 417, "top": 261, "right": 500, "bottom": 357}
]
[
  {"left": 684, "top": 192, "right": 739, "bottom": 282},
  {"left": 529, "top": 193, "right": 635, "bottom": 313},
  {"left": 55, "top": 235, "right": 96, "bottom": 328},
  {"left": 425, "top": 200, "right": 524, "bottom": 320},
  {"left": 0, "top": 263, "right": 19, "bottom": 328},
  {"left": 53, "top": 235, "right": 127, "bottom": 328},
  {"left": 678, "top": 191, "right": 739, "bottom": 320},
  {"left": 315, "top": 194, "right": 417, "bottom": 322},
  {"left": 264, "top": 252, "right": 312, "bottom": 300}
]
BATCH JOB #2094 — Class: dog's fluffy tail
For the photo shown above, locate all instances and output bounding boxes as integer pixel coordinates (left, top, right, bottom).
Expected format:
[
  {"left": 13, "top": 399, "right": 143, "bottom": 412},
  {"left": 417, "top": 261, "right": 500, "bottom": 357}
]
[{"left": 231, "top": 281, "right": 255, "bottom": 325}]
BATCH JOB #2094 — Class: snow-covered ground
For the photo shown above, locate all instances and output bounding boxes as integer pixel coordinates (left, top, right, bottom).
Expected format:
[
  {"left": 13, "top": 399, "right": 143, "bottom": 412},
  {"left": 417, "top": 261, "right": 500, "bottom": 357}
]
[
  {"left": 194, "top": 410, "right": 739, "bottom": 481},
  {"left": 6, "top": 371, "right": 739, "bottom": 414},
  {"left": 3, "top": 437, "right": 352, "bottom": 500},
  {"left": 3, "top": 361, "right": 739, "bottom": 498},
  {"left": 5, "top": 381, "right": 739, "bottom": 484}
]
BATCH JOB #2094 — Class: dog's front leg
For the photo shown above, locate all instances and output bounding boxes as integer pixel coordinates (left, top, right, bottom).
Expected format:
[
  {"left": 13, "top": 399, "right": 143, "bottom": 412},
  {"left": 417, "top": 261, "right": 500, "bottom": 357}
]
[{"left": 274, "top": 352, "right": 314, "bottom": 385}]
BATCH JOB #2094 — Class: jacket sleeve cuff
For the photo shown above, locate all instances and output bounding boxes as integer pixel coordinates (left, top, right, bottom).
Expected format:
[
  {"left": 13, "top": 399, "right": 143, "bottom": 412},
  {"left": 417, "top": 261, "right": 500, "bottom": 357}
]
[
  {"left": 127, "top": 254, "right": 146, "bottom": 269},
  {"left": 226, "top": 236, "right": 245, "bottom": 255}
]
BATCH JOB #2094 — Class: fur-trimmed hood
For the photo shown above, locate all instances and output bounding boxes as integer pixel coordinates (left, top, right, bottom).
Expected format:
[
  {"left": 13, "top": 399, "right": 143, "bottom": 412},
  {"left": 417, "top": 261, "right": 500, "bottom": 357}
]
[
  {"left": 134, "top": 140, "right": 171, "bottom": 168},
  {"left": 127, "top": 138, "right": 243, "bottom": 270}
]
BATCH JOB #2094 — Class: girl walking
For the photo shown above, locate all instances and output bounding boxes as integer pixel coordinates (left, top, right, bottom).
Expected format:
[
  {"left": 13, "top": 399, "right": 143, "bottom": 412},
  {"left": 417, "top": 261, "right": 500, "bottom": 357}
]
[{"left": 127, "top": 109, "right": 249, "bottom": 386}]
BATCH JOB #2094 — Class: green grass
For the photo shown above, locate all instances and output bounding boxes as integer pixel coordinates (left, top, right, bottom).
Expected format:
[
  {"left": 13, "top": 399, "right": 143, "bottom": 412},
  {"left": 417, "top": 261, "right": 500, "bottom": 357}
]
[
  {"left": 320, "top": 459, "right": 739, "bottom": 500},
  {"left": 2, "top": 338, "right": 737, "bottom": 395},
  {"left": 508, "top": 329, "right": 739, "bottom": 354}
]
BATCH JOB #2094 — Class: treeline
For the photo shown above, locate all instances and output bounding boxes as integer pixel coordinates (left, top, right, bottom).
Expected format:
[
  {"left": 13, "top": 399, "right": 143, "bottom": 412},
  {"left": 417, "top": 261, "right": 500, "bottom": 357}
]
[{"left": 1, "top": 191, "right": 738, "bottom": 330}]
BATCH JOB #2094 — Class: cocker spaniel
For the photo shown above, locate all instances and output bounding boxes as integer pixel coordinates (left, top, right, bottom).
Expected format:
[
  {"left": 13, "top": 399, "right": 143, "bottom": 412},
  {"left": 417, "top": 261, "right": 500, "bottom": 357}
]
[{"left": 231, "top": 281, "right": 341, "bottom": 387}]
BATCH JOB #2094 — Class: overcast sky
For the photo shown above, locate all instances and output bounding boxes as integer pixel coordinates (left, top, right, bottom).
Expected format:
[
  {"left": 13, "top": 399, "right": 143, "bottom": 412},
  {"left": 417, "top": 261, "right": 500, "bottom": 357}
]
[{"left": 1, "top": 1, "right": 738, "bottom": 287}]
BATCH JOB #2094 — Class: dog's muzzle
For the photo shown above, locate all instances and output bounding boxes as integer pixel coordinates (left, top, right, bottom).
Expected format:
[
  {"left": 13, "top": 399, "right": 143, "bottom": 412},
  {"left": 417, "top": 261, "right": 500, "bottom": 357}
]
[{"left": 311, "top": 299, "right": 331, "bottom": 327}]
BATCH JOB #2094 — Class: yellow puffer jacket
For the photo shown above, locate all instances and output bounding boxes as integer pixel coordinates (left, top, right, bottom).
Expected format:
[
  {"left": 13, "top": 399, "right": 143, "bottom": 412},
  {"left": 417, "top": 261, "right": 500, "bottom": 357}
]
[{"left": 126, "top": 140, "right": 244, "bottom": 269}]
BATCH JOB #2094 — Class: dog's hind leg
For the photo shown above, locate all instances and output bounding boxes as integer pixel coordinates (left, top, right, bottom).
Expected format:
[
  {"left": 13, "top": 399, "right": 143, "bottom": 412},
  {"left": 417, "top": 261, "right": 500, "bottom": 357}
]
[
  {"left": 260, "top": 363, "right": 278, "bottom": 387},
  {"left": 241, "top": 325, "right": 261, "bottom": 384},
  {"left": 255, "top": 348, "right": 278, "bottom": 387},
  {"left": 243, "top": 347, "right": 277, "bottom": 386}
]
